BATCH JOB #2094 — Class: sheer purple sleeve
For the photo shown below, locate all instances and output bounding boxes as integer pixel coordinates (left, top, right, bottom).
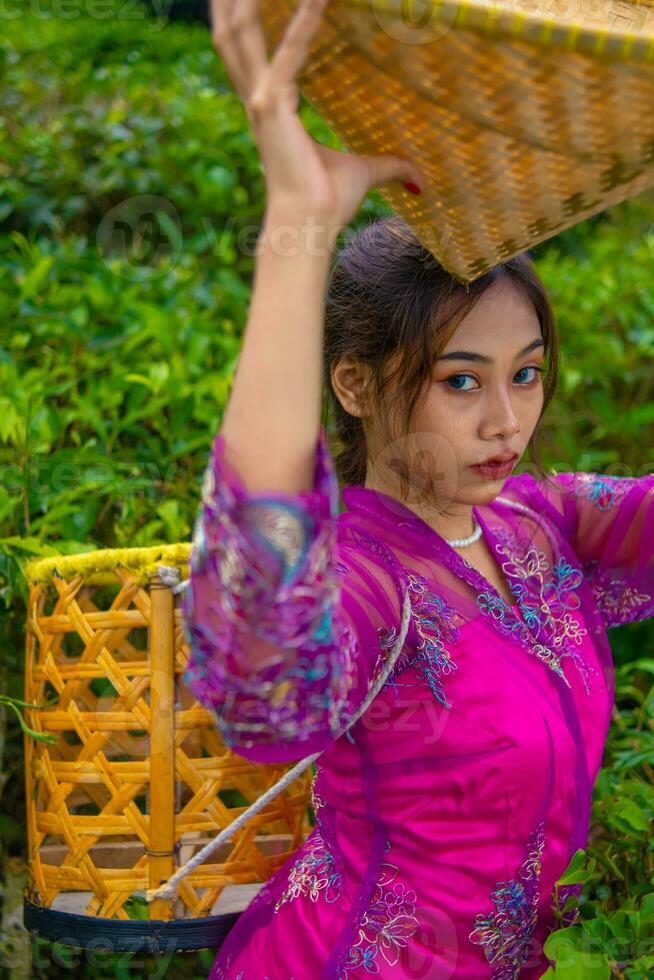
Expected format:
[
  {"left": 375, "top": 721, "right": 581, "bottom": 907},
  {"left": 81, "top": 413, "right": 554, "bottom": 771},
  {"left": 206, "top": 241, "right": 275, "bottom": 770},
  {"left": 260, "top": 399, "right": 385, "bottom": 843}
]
[
  {"left": 180, "top": 427, "right": 404, "bottom": 763},
  {"left": 530, "top": 472, "right": 654, "bottom": 628}
]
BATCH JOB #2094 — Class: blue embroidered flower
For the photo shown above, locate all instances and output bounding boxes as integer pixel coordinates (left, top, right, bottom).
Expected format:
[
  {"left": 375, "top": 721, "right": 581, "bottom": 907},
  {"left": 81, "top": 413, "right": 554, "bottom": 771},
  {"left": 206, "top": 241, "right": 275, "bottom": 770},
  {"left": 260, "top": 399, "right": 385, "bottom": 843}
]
[
  {"left": 398, "top": 572, "right": 465, "bottom": 709},
  {"left": 483, "top": 526, "right": 597, "bottom": 694},
  {"left": 477, "top": 591, "right": 522, "bottom": 634},
  {"left": 469, "top": 820, "right": 546, "bottom": 979},
  {"left": 544, "top": 557, "right": 584, "bottom": 612},
  {"left": 572, "top": 473, "right": 632, "bottom": 512}
]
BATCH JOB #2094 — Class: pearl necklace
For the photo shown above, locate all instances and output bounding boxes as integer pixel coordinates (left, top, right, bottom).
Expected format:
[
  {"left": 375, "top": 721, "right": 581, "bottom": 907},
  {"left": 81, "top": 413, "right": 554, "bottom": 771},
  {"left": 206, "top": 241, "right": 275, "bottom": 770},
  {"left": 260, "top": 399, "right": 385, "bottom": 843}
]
[{"left": 444, "top": 516, "right": 483, "bottom": 548}]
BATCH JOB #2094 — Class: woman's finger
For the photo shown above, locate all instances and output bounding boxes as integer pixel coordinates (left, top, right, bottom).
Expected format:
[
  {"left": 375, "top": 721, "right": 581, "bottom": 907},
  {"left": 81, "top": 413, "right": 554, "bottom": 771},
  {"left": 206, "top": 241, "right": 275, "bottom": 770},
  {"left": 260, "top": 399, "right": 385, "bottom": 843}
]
[
  {"left": 209, "top": 0, "right": 268, "bottom": 96},
  {"left": 209, "top": 0, "right": 244, "bottom": 90},
  {"left": 361, "top": 153, "right": 422, "bottom": 192},
  {"left": 208, "top": 0, "right": 229, "bottom": 39},
  {"left": 226, "top": 0, "right": 269, "bottom": 85},
  {"left": 268, "top": 0, "right": 330, "bottom": 90}
]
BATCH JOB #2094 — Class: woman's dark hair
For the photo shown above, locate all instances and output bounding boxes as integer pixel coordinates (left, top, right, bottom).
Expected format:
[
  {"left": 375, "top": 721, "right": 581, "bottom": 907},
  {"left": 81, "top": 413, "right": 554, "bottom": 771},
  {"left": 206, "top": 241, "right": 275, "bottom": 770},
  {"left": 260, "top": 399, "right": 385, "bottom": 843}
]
[{"left": 322, "top": 215, "right": 560, "bottom": 498}]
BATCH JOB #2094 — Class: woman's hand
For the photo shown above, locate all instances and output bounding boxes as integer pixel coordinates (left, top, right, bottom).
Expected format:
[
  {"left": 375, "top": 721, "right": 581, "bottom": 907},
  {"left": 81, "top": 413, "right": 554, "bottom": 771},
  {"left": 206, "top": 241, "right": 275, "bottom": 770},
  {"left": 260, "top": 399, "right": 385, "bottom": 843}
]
[{"left": 210, "top": 0, "right": 423, "bottom": 232}]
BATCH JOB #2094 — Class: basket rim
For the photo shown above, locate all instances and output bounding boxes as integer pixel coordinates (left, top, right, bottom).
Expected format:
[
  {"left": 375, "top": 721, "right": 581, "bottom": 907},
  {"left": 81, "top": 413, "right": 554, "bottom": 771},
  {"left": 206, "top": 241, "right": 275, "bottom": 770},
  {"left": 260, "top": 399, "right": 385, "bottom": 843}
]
[
  {"left": 326, "top": 0, "right": 654, "bottom": 63},
  {"left": 23, "top": 542, "right": 192, "bottom": 587}
]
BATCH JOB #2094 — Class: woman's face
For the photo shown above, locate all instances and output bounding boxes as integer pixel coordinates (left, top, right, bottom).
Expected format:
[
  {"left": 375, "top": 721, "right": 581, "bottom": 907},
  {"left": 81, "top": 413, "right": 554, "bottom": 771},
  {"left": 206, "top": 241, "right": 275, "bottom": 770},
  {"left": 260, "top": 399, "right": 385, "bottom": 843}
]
[{"left": 364, "top": 277, "right": 546, "bottom": 518}]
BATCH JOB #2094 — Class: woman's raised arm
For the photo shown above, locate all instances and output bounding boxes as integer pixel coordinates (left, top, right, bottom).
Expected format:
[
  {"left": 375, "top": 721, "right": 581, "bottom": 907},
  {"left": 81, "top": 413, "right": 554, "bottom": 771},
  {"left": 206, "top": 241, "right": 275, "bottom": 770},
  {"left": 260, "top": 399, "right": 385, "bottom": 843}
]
[
  {"left": 180, "top": 0, "right": 421, "bottom": 761},
  {"left": 211, "top": 0, "right": 421, "bottom": 492}
]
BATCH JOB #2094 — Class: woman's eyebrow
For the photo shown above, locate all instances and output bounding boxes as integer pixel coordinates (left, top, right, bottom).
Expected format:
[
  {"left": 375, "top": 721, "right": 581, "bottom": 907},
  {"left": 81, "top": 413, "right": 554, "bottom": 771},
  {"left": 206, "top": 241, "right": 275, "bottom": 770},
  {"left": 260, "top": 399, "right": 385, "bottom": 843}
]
[{"left": 436, "top": 338, "right": 545, "bottom": 363}]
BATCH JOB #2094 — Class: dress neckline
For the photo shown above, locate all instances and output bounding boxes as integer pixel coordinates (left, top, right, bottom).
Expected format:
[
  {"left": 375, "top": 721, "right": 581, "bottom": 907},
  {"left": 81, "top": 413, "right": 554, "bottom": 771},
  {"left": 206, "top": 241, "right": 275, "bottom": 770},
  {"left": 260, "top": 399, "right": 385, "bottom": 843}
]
[{"left": 341, "top": 482, "right": 520, "bottom": 614}]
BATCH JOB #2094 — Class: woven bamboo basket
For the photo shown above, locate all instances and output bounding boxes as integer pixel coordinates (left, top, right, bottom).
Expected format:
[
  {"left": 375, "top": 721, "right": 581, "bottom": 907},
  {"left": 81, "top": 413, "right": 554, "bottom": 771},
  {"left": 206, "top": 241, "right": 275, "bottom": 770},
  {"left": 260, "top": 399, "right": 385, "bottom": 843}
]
[
  {"left": 20, "top": 545, "right": 313, "bottom": 953},
  {"left": 260, "top": 0, "right": 654, "bottom": 282}
]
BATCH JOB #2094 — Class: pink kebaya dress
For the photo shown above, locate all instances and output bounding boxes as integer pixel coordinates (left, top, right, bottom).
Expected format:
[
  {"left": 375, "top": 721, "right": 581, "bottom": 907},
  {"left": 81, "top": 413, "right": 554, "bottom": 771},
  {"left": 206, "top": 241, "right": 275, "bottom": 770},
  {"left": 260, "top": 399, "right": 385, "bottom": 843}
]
[{"left": 181, "top": 426, "right": 654, "bottom": 979}]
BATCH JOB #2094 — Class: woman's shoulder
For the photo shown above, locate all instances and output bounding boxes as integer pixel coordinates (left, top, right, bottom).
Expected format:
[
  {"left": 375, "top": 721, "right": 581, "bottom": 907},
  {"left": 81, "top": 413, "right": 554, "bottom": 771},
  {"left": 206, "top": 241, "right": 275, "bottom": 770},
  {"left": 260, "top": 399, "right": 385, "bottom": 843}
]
[
  {"left": 485, "top": 471, "right": 544, "bottom": 518},
  {"left": 497, "top": 470, "right": 550, "bottom": 501},
  {"left": 487, "top": 471, "right": 578, "bottom": 546},
  {"left": 495, "top": 470, "right": 572, "bottom": 516},
  {"left": 335, "top": 505, "right": 400, "bottom": 574}
]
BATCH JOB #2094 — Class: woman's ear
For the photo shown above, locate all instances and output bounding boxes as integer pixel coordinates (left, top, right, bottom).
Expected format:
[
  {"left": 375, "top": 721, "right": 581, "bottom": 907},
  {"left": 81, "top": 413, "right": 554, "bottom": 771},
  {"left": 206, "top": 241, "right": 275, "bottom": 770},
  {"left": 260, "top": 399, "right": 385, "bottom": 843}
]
[{"left": 331, "top": 356, "right": 372, "bottom": 418}]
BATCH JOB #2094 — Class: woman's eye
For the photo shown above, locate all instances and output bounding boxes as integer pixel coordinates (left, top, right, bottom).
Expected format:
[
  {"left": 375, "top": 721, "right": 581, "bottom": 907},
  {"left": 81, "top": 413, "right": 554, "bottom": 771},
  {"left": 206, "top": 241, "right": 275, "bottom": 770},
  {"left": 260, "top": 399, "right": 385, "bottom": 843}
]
[
  {"left": 514, "top": 366, "right": 543, "bottom": 384},
  {"left": 444, "top": 367, "right": 543, "bottom": 391},
  {"left": 444, "top": 374, "right": 478, "bottom": 391}
]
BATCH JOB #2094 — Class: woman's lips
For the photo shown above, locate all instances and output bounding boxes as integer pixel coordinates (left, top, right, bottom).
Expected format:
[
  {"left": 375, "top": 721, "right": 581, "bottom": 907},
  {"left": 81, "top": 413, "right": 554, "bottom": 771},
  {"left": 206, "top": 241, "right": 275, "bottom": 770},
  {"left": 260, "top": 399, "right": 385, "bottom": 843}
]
[{"left": 471, "top": 458, "right": 517, "bottom": 479}]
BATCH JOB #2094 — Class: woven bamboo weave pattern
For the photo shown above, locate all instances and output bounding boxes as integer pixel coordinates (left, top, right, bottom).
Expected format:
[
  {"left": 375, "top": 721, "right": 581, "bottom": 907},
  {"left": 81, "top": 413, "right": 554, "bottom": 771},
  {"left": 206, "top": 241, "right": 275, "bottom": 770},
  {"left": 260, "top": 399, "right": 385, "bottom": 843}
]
[
  {"left": 261, "top": 0, "right": 654, "bottom": 281},
  {"left": 22, "top": 547, "right": 313, "bottom": 923}
]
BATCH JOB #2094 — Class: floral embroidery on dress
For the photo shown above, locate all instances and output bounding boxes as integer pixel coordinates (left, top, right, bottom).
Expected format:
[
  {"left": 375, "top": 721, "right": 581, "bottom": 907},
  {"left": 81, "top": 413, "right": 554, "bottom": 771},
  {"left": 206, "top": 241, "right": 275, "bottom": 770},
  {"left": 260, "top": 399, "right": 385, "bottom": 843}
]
[
  {"left": 374, "top": 624, "right": 401, "bottom": 692},
  {"left": 469, "top": 819, "right": 546, "bottom": 979},
  {"left": 272, "top": 831, "right": 420, "bottom": 977},
  {"left": 348, "top": 527, "right": 398, "bottom": 570},
  {"left": 273, "top": 825, "right": 343, "bottom": 911},
  {"left": 381, "top": 571, "right": 465, "bottom": 708},
  {"left": 339, "top": 840, "right": 420, "bottom": 977},
  {"left": 311, "top": 768, "right": 327, "bottom": 817},
  {"left": 476, "top": 590, "right": 522, "bottom": 634},
  {"left": 581, "top": 559, "right": 653, "bottom": 629},
  {"left": 570, "top": 472, "right": 633, "bottom": 512},
  {"left": 480, "top": 524, "right": 598, "bottom": 695}
]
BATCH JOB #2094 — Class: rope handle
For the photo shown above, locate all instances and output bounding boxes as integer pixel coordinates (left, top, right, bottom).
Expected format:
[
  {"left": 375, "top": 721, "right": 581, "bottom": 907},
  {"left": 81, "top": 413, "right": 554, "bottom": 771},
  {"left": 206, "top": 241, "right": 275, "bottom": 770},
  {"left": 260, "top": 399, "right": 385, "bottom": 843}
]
[
  {"left": 145, "top": 582, "right": 413, "bottom": 903},
  {"left": 155, "top": 564, "right": 189, "bottom": 594}
]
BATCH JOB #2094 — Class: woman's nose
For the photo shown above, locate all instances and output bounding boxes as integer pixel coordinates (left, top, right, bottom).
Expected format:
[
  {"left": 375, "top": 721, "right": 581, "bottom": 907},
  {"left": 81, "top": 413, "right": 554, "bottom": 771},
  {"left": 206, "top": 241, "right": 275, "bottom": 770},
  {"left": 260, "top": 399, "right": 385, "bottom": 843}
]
[{"left": 480, "top": 388, "right": 521, "bottom": 438}]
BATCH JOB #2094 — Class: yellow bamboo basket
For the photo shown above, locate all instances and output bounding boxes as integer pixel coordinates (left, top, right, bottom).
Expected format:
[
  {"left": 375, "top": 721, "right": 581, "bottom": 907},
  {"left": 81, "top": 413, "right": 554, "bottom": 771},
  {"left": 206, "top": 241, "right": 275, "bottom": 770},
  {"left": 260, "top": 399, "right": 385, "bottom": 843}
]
[
  {"left": 261, "top": 0, "right": 654, "bottom": 282},
  {"left": 20, "top": 545, "right": 313, "bottom": 953}
]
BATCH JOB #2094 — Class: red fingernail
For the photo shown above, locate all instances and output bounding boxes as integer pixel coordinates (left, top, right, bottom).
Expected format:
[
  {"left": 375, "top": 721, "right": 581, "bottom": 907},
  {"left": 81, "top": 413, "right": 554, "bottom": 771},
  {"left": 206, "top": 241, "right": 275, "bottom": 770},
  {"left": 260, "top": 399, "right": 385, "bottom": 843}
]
[{"left": 403, "top": 182, "right": 421, "bottom": 195}]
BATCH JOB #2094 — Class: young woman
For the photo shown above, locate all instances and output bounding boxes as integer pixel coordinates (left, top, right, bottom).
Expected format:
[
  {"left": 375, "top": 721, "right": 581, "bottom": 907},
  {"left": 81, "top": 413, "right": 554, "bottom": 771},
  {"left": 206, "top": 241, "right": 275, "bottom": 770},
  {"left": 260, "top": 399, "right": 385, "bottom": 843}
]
[{"left": 181, "top": 1, "right": 654, "bottom": 976}]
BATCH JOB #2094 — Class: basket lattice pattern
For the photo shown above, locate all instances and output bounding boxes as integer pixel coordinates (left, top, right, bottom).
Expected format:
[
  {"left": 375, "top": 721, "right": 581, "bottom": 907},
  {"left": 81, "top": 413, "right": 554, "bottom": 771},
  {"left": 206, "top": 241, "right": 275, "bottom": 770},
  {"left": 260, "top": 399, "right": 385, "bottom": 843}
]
[{"left": 22, "top": 546, "right": 313, "bottom": 923}]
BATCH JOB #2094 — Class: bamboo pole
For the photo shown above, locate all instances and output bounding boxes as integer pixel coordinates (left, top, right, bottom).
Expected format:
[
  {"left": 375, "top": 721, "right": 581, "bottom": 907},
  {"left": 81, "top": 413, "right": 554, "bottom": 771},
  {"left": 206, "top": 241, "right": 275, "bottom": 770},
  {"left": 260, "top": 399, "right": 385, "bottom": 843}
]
[{"left": 148, "top": 574, "right": 175, "bottom": 921}]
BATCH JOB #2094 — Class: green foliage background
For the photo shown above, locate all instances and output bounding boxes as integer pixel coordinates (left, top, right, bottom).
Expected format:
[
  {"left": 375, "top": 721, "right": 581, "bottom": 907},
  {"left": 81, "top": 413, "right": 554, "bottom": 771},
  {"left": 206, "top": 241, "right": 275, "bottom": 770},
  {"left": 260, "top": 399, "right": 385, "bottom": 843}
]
[{"left": 1, "top": 1, "right": 653, "bottom": 976}]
